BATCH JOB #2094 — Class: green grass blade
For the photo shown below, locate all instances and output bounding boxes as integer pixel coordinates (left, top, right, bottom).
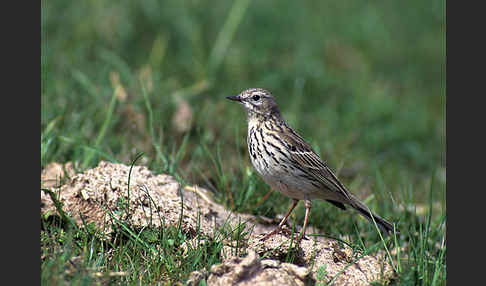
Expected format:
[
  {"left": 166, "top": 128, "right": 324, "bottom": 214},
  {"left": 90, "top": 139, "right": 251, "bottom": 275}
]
[
  {"left": 82, "top": 89, "right": 118, "bottom": 169},
  {"left": 141, "top": 82, "right": 168, "bottom": 170},
  {"left": 208, "top": 0, "right": 252, "bottom": 73}
]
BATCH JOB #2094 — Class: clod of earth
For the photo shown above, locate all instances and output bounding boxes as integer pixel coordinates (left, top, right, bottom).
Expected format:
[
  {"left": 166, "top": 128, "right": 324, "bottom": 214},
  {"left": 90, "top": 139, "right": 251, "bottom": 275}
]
[
  {"left": 41, "top": 161, "right": 395, "bottom": 285},
  {"left": 187, "top": 250, "right": 312, "bottom": 286}
]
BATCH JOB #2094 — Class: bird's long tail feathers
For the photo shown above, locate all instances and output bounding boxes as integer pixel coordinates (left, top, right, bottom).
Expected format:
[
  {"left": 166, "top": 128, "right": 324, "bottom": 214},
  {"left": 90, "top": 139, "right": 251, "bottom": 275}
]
[{"left": 350, "top": 196, "right": 398, "bottom": 235}]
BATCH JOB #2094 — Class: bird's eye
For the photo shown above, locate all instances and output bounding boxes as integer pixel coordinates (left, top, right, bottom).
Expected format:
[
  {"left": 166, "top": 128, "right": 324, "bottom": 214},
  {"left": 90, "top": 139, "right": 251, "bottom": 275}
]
[{"left": 252, "top": 95, "right": 260, "bottom": 101}]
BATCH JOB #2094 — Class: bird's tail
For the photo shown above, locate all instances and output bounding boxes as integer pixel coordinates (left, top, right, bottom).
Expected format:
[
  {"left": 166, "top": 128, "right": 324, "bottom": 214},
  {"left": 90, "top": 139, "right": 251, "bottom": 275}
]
[{"left": 350, "top": 195, "right": 398, "bottom": 235}]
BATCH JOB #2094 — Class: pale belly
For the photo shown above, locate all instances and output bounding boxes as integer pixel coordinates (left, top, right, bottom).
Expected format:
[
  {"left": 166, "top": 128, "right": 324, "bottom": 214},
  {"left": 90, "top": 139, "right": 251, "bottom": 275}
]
[
  {"left": 246, "top": 122, "right": 334, "bottom": 201},
  {"left": 250, "top": 153, "right": 324, "bottom": 201}
]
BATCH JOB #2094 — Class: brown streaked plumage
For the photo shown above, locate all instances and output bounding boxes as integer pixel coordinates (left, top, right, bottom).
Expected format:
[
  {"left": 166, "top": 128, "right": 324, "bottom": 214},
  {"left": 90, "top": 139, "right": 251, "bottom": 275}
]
[{"left": 227, "top": 88, "right": 398, "bottom": 241}]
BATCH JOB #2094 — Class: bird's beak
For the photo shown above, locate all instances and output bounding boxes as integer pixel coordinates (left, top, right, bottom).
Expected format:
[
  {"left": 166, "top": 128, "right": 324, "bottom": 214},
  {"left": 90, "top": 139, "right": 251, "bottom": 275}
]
[{"left": 226, "top": 95, "right": 241, "bottom": 102}]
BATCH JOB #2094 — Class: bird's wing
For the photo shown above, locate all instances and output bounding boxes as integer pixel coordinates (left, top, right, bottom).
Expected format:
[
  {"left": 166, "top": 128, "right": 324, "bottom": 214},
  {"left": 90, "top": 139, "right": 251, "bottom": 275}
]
[{"left": 278, "top": 127, "right": 352, "bottom": 202}]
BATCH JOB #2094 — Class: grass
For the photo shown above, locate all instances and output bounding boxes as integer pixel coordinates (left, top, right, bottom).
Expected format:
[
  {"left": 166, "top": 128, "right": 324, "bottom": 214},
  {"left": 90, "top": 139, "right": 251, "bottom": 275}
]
[{"left": 41, "top": 0, "right": 445, "bottom": 285}]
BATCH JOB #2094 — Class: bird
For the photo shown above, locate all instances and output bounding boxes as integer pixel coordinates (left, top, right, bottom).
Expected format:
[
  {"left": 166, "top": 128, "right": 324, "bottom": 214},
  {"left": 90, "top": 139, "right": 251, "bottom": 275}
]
[{"left": 226, "top": 88, "right": 398, "bottom": 241}]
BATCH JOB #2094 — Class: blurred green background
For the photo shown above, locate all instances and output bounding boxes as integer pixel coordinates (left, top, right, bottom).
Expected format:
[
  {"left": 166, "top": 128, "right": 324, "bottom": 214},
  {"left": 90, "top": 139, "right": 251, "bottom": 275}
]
[
  {"left": 42, "top": 0, "right": 445, "bottom": 206},
  {"left": 42, "top": 0, "right": 445, "bottom": 283}
]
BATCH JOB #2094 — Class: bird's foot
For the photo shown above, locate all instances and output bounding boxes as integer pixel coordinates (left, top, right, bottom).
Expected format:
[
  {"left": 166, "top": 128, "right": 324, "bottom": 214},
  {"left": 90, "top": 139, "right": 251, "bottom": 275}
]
[
  {"left": 260, "top": 227, "right": 281, "bottom": 241},
  {"left": 260, "top": 226, "right": 309, "bottom": 242},
  {"left": 294, "top": 232, "right": 310, "bottom": 242}
]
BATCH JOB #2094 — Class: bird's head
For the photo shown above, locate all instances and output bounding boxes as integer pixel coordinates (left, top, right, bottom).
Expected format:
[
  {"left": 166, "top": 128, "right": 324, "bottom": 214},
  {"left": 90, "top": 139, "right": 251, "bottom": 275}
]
[{"left": 226, "top": 88, "right": 280, "bottom": 118}]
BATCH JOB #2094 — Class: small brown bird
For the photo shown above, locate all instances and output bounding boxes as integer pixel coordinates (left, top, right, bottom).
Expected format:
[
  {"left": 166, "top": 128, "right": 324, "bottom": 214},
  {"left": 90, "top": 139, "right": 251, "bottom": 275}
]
[{"left": 227, "top": 88, "right": 397, "bottom": 240}]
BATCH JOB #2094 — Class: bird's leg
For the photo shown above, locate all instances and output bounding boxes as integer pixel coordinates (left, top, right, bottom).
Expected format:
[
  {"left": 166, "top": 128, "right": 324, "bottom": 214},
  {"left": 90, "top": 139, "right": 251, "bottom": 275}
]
[
  {"left": 262, "top": 199, "right": 299, "bottom": 240},
  {"left": 297, "top": 199, "right": 312, "bottom": 241}
]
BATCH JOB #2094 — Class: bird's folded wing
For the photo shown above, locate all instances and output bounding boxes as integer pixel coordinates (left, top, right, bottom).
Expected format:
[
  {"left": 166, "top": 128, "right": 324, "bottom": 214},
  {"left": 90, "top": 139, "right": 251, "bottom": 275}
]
[{"left": 280, "top": 130, "right": 352, "bottom": 202}]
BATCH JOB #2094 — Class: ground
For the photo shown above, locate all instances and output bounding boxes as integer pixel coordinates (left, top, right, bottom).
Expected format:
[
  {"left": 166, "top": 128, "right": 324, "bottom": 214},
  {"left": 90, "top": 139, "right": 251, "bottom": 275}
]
[{"left": 41, "top": 161, "right": 397, "bottom": 285}]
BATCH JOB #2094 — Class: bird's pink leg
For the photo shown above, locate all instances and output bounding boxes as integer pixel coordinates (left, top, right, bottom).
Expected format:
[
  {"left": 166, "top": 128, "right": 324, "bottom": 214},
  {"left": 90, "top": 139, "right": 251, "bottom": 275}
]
[
  {"left": 262, "top": 199, "right": 299, "bottom": 240},
  {"left": 297, "top": 199, "right": 312, "bottom": 241}
]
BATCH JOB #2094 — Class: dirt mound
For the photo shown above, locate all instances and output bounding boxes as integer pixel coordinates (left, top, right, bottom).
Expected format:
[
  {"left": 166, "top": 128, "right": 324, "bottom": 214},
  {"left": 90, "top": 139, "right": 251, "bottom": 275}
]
[
  {"left": 187, "top": 250, "right": 312, "bottom": 286},
  {"left": 41, "top": 161, "right": 395, "bottom": 285}
]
